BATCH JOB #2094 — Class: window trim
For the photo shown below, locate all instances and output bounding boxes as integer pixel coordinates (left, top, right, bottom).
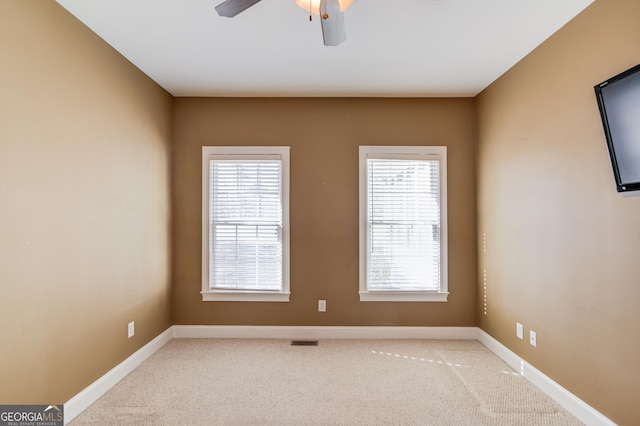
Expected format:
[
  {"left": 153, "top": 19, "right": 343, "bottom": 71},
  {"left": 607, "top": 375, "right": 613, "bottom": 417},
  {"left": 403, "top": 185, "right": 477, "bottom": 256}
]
[
  {"left": 201, "top": 146, "right": 290, "bottom": 302},
  {"left": 358, "top": 146, "right": 448, "bottom": 303}
]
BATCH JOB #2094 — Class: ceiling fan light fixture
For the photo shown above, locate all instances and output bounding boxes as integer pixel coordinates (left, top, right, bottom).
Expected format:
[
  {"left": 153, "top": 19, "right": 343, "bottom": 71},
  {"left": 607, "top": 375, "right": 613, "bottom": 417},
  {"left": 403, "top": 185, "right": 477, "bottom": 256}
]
[{"left": 294, "top": 0, "right": 355, "bottom": 15}]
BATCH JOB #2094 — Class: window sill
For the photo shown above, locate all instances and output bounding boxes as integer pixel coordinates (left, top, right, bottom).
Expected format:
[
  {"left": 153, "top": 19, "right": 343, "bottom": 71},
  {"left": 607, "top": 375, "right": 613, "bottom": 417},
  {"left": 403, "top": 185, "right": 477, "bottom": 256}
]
[
  {"left": 201, "top": 291, "right": 290, "bottom": 302},
  {"left": 359, "top": 291, "right": 449, "bottom": 302}
]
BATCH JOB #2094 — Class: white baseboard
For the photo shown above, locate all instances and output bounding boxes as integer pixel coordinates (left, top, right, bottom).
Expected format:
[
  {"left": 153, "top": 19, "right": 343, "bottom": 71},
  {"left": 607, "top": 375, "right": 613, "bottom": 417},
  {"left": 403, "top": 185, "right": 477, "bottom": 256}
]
[
  {"left": 64, "top": 326, "right": 614, "bottom": 426},
  {"left": 477, "top": 329, "right": 615, "bottom": 426},
  {"left": 63, "top": 328, "right": 173, "bottom": 425},
  {"left": 171, "top": 325, "right": 479, "bottom": 340}
]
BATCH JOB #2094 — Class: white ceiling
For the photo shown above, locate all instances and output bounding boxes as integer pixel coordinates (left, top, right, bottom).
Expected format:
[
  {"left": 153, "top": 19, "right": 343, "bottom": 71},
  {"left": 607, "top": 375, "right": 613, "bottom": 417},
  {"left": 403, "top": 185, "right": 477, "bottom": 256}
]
[{"left": 55, "top": 0, "right": 594, "bottom": 97}]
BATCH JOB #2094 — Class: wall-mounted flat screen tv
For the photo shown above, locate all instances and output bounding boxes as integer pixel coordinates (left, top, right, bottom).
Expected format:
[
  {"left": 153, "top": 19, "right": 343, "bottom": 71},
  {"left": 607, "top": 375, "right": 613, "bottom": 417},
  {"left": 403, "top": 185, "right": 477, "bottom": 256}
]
[{"left": 595, "top": 63, "right": 640, "bottom": 193}]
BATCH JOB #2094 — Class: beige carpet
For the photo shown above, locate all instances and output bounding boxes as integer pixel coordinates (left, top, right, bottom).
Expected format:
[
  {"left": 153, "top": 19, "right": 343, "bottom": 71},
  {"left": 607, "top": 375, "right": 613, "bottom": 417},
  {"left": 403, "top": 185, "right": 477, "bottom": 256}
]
[{"left": 70, "top": 339, "right": 583, "bottom": 425}]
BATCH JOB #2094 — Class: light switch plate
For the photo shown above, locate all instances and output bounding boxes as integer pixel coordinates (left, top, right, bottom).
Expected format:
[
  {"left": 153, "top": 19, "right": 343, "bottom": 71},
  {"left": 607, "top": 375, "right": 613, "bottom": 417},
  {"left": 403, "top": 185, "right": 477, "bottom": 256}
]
[{"left": 516, "top": 322, "right": 524, "bottom": 340}]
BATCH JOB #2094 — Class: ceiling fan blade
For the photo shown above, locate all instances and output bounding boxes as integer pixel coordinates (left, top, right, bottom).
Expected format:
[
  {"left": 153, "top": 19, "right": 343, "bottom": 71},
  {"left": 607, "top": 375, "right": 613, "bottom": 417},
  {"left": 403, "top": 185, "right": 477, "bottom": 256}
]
[
  {"left": 320, "top": 0, "right": 346, "bottom": 46},
  {"left": 215, "top": 0, "right": 262, "bottom": 17}
]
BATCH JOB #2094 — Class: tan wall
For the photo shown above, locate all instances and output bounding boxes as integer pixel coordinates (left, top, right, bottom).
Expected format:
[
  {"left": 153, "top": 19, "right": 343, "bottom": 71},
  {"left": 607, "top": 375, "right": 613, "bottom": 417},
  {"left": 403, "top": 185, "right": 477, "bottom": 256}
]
[
  {"left": 0, "top": 1, "right": 173, "bottom": 403},
  {"left": 476, "top": 0, "right": 640, "bottom": 423},
  {"left": 172, "top": 98, "right": 477, "bottom": 326}
]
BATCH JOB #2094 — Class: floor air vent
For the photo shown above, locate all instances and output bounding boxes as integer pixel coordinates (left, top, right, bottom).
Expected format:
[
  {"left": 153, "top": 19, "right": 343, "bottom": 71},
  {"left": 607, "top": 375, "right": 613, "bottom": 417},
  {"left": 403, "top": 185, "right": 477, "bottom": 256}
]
[{"left": 291, "top": 340, "right": 318, "bottom": 346}]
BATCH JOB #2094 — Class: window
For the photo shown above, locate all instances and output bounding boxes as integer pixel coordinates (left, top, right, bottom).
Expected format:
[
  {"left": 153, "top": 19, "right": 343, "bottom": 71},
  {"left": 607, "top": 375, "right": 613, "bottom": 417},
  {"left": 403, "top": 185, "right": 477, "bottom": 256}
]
[
  {"left": 202, "top": 146, "right": 290, "bottom": 302},
  {"left": 359, "top": 146, "right": 448, "bottom": 302}
]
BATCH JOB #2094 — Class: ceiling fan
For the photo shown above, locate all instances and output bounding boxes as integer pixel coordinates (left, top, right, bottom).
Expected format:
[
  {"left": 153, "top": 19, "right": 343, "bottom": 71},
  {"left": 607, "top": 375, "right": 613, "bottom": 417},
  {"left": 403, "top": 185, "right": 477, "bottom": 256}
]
[{"left": 214, "top": 0, "right": 349, "bottom": 46}]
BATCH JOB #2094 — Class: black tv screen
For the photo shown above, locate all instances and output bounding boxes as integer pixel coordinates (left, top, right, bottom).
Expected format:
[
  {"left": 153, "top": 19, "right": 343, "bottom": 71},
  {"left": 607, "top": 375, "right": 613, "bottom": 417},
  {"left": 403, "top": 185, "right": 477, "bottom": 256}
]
[{"left": 595, "top": 63, "right": 640, "bottom": 192}]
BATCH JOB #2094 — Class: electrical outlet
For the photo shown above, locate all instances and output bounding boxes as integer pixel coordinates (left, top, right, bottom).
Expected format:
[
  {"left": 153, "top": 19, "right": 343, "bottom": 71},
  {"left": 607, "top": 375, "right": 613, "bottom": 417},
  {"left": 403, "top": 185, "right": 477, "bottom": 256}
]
[
  {"left": 529, "top": 330, "right": 537, "bottom": 347},
  {"left": 128, "top": 321, "right": 135, "bottom": 339},
  {"left": 318, "top": 300, "right": 326, "bottom": 312},
  {"left": 516, "top": 322, "right": 524, "bottom": 340}
]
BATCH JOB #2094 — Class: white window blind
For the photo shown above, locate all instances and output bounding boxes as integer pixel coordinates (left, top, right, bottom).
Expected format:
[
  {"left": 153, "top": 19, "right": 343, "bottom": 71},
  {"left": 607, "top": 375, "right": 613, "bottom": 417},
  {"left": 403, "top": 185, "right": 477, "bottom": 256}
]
[
  {"left": 359, "top": 146, "right": 447, "bottom": 302},
  {"left": 366, "top": 158, "right": 440, "bottom": 291},
  {"left": 209, "top": 159, "right": 283, "bottom": 291}
]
